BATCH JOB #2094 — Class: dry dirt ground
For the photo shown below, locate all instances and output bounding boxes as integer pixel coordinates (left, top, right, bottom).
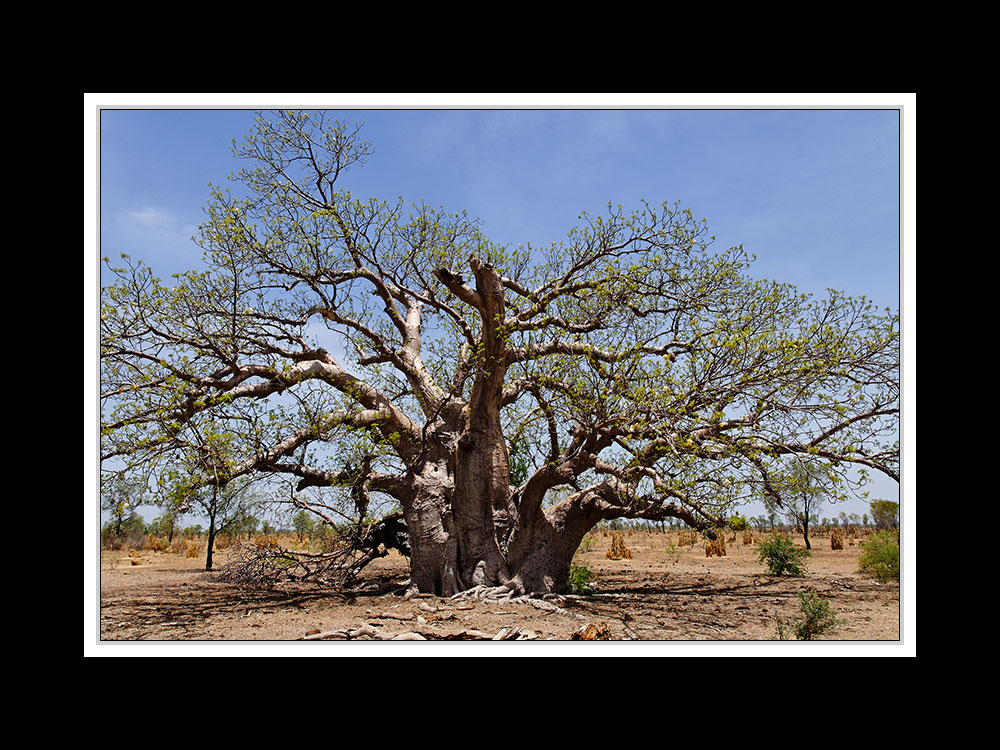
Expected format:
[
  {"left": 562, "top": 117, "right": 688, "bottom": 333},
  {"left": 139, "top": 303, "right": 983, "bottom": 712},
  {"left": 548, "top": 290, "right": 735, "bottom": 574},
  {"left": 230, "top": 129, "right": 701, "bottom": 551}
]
[{"left": 96, "top": 530, "right": 902, "bottom": 650}]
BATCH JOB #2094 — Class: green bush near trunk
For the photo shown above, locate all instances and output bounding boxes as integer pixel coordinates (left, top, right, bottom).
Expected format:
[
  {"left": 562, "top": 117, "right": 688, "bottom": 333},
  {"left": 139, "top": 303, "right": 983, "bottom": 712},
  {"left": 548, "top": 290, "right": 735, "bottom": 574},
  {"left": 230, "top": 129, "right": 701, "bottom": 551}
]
[{"left": 567, "top": 564, "right": 595, "bottom": 595}]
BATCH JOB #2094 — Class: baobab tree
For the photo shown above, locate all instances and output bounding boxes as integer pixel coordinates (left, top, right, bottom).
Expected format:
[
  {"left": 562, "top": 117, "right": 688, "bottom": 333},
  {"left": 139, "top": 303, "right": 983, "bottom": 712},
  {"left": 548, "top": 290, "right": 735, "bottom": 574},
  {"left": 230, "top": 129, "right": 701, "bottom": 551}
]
[{"left": 100, "top": 110, "right": 900, "bottom": 597}]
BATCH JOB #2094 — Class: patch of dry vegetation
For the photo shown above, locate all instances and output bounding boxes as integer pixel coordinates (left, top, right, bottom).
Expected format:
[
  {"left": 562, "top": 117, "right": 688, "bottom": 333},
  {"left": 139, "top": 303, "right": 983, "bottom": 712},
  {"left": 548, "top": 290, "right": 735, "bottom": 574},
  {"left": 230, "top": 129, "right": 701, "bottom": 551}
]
[
  {"left": 705, "top": 536, "right": 726, "bottom": 557},
  {"left": 831, "top": 528, "right": 845, "bottom": 550},
  {"left": 606, "top": 532, "right": 633, "bottom": 560}
]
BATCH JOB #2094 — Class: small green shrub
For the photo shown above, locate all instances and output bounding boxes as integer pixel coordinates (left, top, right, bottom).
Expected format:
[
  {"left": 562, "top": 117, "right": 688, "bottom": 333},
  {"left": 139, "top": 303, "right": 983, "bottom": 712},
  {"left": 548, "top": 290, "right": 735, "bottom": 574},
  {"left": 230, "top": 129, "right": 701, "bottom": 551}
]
[
  {"left": 757, "top": 533, "right": 810, "bottom": 576},
  {"left": 777, "top": 592, "right": 842, "bottom": 640},
  {"left": 567, "top": 564, "right": 595, "bottom": 595},
  {"left": 858, "top": 530, "right": 900, "bottom": 582}
]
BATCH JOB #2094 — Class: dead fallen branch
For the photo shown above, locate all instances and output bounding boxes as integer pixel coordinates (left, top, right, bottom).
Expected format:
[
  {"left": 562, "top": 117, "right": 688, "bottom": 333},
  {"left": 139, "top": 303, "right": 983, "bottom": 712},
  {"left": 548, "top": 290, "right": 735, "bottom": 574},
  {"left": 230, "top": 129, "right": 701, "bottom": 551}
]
[{"left": 367, "top": 610, "right": 416, "bottom": 621}]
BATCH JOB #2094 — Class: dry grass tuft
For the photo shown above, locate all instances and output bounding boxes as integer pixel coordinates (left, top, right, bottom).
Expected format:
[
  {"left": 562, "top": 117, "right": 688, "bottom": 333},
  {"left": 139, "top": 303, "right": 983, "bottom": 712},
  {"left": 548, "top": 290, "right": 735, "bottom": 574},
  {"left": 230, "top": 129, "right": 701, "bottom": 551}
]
[
  {"left": 705, "top": 536, "right": 727, "bottom": 557},
  {"left": 606, "top": 531, "right": 633, "bottom": 560},
  {"left": 831, "top": 528, "right": 845, "bottom": 550},
  {"left": 678, "top": 530, "right": 698, "bottom": 547},
  {"left": 253, "top": 533, "right": 281, "bottom": 551},
  {"left": 146, "top": 536, "right": 170, "bottom": 553}
]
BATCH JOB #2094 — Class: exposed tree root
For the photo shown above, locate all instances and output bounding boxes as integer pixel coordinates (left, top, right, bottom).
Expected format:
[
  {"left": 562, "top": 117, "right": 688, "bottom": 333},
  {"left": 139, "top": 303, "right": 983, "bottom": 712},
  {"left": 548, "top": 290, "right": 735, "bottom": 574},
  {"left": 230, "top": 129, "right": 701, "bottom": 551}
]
[
  {"left": 444, "top": 584, "right": 587, "bottom": 620},
  {"left": 300, "top": 624, "right": 543, "bottom": 641}
]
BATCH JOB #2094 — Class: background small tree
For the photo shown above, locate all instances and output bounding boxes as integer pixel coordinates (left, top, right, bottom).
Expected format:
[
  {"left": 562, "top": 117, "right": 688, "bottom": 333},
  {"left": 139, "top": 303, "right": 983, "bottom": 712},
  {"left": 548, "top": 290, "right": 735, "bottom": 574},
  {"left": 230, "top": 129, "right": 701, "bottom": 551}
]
[
  {"left": 292, "top": 509, "right": 317, "bottom": 543},
  {"left": 869, "top": 499, "right": 899, "bottom": 531},
  {"left": 760, "top": 458, "right": 835, "bottom": 550},
  {"left": 234, "top": 514, "right": 260, "bottom": 540},
  {"left": 101, "top": 473, "right": 149, "bottom": 548},
  {"left": 147, "top": 510, "right": 183, "bottom": 543},
  {"left": 101, "top": 474, "right": 147, "bottom": 535},
  {"left": 157, "top": 423, "right": 265, "bottom": 570},
  {"left": 171, "top": 479, "right": 259, "bottom": 569},
  {"left": 101, "top": 511, "right": 146, "bottom": 550}
]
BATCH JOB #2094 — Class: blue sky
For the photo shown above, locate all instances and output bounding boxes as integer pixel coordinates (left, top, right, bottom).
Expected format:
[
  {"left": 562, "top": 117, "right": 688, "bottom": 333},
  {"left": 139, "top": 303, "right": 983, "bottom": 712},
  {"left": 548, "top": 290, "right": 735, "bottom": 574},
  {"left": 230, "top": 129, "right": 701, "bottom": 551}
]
[
  {"left": 98, "top": 105, "right": 901, "bottom": 310},
  {"left": 90, "top": 94, "right": 912, "bottom": 524}
]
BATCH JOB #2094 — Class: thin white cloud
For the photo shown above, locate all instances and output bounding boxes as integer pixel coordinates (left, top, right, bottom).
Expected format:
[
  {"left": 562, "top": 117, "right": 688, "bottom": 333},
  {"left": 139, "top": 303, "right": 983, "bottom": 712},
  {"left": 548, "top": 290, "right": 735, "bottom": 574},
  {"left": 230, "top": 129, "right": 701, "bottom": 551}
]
[
  {"left": 104, "top": 204, "right": 203, "bottom": 270},
  {"left": 127, "top": 206, "right": 174, "bottom": 229}
]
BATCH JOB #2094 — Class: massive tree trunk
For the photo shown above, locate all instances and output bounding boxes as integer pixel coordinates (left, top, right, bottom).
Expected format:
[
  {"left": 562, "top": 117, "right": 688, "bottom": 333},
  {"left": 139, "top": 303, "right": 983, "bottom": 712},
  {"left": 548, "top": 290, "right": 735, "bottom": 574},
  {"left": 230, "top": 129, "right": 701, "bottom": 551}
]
[
  {"left": 506, "top": 490, "right": 607, "bottom": 594},
  {"left": 403, "top": 460, "right": 458, "bottom": 595},
  {"left": 402, "top": 256, "right": 594, "bottom": 596},
  {"left": 402, "top": 257, "right": 514, "bottom": 595},
  {"left": 403, "top": 456, "right": 589, "bottom": 597},
  {"left": 452, "top": 256, "right": 513, "bottom": 589},
  {"left": 401, "top": 453, "right": 624, "bottom": 596}
]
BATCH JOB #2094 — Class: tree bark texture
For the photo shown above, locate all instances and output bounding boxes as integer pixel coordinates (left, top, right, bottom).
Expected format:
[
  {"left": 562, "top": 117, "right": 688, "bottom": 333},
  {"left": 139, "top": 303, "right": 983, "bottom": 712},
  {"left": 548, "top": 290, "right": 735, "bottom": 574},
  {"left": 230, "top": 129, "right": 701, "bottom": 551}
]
[{"left": 401, "top": 258, "right": 599, "bottom": 595}]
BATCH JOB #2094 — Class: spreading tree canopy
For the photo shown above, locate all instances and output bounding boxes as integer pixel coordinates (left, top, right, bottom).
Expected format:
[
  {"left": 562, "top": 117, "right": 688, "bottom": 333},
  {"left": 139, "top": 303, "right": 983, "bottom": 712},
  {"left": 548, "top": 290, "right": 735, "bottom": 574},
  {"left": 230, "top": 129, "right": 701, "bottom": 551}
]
[{"left": 100, "top": 110, "right": 900, "bottom": 596}]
